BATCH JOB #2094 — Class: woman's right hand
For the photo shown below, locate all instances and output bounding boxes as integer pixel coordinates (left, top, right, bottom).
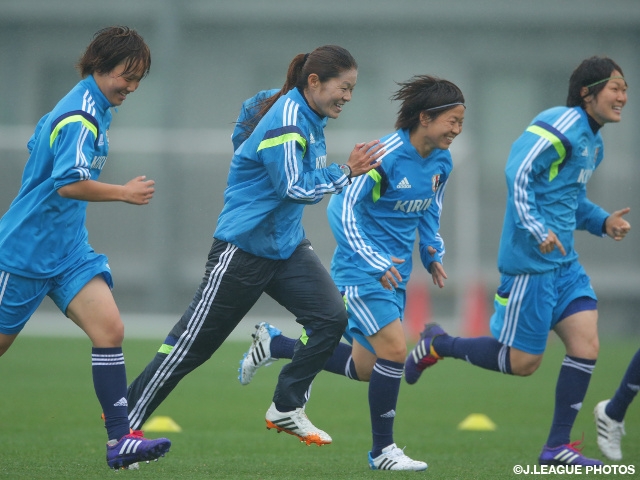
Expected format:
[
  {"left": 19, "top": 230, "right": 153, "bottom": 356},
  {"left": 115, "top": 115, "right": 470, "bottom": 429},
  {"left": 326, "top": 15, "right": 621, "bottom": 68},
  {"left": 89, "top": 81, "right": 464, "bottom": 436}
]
[
  {"left": 379, "top": 256, "right": 404, "bottom": 291},
  {"left": 346, "top": 140, "right": 385, "bottom": 177}
]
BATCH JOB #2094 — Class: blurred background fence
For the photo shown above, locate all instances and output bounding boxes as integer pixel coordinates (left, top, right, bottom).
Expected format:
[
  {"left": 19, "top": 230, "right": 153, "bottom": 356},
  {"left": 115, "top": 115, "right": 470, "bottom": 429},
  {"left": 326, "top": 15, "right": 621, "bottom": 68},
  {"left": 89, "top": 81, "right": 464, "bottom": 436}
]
[{"left": 1, "top": 0, "right": 639, "bottom": 338}]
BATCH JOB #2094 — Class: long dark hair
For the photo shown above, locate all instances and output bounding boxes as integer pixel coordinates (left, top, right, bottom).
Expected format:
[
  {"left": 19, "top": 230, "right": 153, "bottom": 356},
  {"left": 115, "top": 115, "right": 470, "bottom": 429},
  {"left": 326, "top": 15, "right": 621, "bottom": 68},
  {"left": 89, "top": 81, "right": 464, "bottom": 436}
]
[
  {"left": 566, "top": 56, "right": 624, "bottom": 108},
  {"left": 239, "top": 45, "right": 357, "bottom": 139},
  {"left": 392, "top": 75, "right": 465, "bottom": 131}
]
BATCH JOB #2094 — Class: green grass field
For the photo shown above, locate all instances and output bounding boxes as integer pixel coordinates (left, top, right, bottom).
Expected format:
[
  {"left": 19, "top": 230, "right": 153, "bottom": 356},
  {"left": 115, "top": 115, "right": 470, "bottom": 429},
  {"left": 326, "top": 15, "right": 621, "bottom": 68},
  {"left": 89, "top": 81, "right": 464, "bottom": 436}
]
[{"left": 0, "top": 335, "right": 638, "bottom": 479}]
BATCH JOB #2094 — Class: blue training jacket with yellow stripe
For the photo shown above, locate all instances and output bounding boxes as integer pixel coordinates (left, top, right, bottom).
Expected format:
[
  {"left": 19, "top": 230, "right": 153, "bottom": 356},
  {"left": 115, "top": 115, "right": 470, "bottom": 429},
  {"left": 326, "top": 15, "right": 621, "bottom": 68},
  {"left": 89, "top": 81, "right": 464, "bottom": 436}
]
[
  {"left": 498, "top": 106, "right": 609, "bottom": 275},
  {"left": 0, "top": 75, "right": 112, "bottom": 277},
  {"left": 214, "top": 86, "right": 350, "bottom": 260},
  {"left": 231, "top": 88, "right": 279, "bottom": 152},
  {"left": 328, "top": 128, "right": 452, "bottom": 288}
]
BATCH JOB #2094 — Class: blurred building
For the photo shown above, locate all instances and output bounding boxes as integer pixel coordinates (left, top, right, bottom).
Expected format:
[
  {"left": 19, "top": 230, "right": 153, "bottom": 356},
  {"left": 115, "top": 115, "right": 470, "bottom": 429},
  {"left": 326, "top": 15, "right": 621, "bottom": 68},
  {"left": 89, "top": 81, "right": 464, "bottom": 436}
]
[{"left": 1, "top": 0, "right": 638, "bottom": 336}]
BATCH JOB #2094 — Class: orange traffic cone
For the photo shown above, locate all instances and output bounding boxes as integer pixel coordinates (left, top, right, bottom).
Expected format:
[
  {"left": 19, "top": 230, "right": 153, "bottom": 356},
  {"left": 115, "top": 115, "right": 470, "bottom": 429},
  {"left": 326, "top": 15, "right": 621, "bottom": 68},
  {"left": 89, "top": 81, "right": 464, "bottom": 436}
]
[
  {"left": 404, "top": 280, "right": 432, "bottom": 342},
  {"left": 462, "top": 282, "right": 490, "bottom": 337}
]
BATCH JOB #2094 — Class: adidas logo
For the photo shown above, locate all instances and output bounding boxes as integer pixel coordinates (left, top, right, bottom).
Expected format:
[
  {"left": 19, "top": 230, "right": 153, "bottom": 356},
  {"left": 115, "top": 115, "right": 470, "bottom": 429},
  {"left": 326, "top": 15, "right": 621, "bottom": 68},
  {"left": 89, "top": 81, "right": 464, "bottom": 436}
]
[
  {"left": 570, "top": 402, "right": 582, "bottom": 411},
  {"left": 552, "top": 447, "right": 580, "bottom": 464},
  {"left": 98, "top": 134, "right": 105, "bottom": 146},
  {"left": 309, "top": 133, "right": 315, "bottom": 144},
  {"left": 628, "top": 383, "right": 640, "bottom": 392},
  {"left": 114, "top": 397, "right": 128, "bottom": 407},
  {"left": 271, "top": 416, "right": 301, "bottom": 434},
  {"left": 376, "top": 458, "right": 399, "bottom": 470},
  {"left": 380, "top": 409, "right": 396, "bottom": 418},
  {"left": 581, "top": 147, "right": 588, "bottom": 157},
  {"left": 396, "top": 177, "right": 411, "bottom": 189}
]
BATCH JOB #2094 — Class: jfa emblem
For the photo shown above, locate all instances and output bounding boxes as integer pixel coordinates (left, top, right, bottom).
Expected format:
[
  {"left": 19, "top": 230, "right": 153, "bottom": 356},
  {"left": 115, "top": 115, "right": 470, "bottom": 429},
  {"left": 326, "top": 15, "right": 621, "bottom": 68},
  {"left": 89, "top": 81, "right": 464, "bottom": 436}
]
[{"left": 431, "top": 174, "right": 441, "bottom": 192}]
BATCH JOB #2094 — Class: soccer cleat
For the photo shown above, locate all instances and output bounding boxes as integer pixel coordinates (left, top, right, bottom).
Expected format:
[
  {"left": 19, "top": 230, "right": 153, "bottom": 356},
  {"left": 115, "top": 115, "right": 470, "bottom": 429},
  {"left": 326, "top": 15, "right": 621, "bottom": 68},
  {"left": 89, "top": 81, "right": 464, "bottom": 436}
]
[
  {"left": 538, "top": 440, "right": 603, "bottom": 466},
  {"left": 368, "top": 444, "right": 428, "bottom": 471},
  {"left": 238, "top": 322, "right": 282, "bottom": 385},
  {"left": 594, "top": 399, "right": 625, "bottom": 461},
  {"left": 404, "top": 323, "right": 446, "bottom": 385},
  {"left": 265, "top": 402, "right": 332, "bottom": 446},
  {"left": 106, "top": 430, "right": 171, "bottom": 469}
]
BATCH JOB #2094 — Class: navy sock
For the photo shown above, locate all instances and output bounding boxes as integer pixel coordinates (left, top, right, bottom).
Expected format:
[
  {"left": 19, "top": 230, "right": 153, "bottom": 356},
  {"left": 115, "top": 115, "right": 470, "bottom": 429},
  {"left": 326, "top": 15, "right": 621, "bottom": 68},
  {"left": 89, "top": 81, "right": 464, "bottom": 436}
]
[
  {"left": 547, "top": 355, "right": 596, "bottom": 447},
  {"left": 433, "top": 335, "right": 512, "bottom": 374},
  {"left": 270, "top": 334, "right": 296, "bottom": 359},
  {"left": 271, "top": 336, "right": 359, "bottom": 380},
  {"left": 606, "top": 348, "right": 640, "bottom": 422},
  {"left": 369, "top": 358, "right": 403, "bottom": 458},
  {"left": 323, "top": 342, "right": 359, "bottom": 380},
  {"left": 275, "top": 403, "right": 298, "bottom": 412},
  {"left": 92, "top": 347, "right": 130, "bottom": 441}
]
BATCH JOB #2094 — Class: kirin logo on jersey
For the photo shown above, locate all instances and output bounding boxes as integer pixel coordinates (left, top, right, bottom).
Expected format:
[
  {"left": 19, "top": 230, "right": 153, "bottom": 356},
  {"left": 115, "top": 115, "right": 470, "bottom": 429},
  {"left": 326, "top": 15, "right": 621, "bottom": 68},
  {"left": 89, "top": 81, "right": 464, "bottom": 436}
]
[
  {"left": 91, "top": 156, "right": 107, "bottom": 170},
  {"left": 577, "top": 169, "right": 593, "bottom": 184},
  {"left": 316, "top": 155, "right": 327, "bottom": 169},
  {"left": 577, "top": 146, "right": 599, "bottom": 184},
  {"left": 432, "top": 174, "right": 441, "bottom": 192},
  {"left": 393, "top": 198, "right": 433, "bottom": 213}
]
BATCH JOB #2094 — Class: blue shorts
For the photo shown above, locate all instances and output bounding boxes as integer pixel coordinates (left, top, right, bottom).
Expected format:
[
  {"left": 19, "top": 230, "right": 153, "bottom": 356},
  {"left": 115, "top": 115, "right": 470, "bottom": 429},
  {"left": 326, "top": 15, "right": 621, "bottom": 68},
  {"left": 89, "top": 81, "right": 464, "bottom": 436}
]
[
  {"left": 0, "top": 252, "right": 112, "bottom": 335},
  {"left": 339, "top": 281, "right": 406, "bottom": 355},
  {"left": 489, "top": 261, "right": 596, "bottom": 355}
]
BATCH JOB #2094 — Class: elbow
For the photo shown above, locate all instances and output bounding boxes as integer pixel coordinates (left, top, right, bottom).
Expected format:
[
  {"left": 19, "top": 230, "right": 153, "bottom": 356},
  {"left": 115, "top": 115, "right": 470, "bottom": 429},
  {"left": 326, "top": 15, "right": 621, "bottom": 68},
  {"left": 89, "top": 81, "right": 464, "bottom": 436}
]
[
  {"left": 57, "top": 185, "right": 73, "bottom": 198},
  {"left": 285, "top": 190, "right": 315, "bottom": 204}
]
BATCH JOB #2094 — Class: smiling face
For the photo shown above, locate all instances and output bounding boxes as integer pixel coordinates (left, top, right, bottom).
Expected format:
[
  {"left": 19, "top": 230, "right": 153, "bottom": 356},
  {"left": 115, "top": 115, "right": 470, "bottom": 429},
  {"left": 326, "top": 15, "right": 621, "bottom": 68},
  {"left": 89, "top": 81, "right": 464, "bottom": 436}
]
[
  {"left": 93, "top": 61, "right": 145, "bottom": 106},
  {"left": 582, "top": 71, "right": 627, "bottom": 125},
  {"left": 413, "top": 104, "right": 465, "bottom": 157},
  {"left": 304, "top": 68, "right": 357, "bottom": 119}
]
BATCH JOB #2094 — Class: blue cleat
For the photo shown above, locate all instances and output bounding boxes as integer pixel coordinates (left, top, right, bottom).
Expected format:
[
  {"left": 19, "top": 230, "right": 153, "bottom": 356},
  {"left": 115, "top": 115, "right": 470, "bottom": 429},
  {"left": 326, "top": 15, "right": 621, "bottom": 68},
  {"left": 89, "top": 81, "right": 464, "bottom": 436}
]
[
  {"left": 404, "top": 323, "right": 446, "bottom": 385},
  {"left": 106, "top": 430, "right": 171, "bottom": 469}
]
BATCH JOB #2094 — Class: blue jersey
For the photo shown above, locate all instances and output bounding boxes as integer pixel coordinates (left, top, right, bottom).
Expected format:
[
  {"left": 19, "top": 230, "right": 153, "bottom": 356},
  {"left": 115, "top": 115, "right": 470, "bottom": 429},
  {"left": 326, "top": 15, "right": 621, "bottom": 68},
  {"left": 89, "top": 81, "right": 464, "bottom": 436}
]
[
  {"left": 231, "top": 89, "right": 279, "bottom": 152},
  {"left": 328, "top": 128, "right": 451, "bottom": 288},
  {"left": 214, "top": 86, "right": 349, "bottom": 260},
  {"left": 497, "top": 106, "right": 609, "bottom": 274},
  {"left": 0, "top": 75, "right": 112, "bottom": 278}
]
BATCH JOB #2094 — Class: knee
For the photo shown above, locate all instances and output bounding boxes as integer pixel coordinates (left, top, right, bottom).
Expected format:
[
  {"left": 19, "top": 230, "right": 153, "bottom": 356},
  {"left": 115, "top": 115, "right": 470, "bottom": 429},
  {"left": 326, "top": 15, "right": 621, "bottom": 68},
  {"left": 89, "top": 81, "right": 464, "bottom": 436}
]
[
  {"left": 95, "top": 321, "right": 125, "bottom": 348},
  {"left": 112, "top": 327, "right": 125, "bottom": 346},
  {"left": 380, "top": 343, "right": 407, "bottom": 364},
  {"left": 0, "top": 334, "right": 18, "bottom": 357},
  {"left": 336, "top": 307, "right": 348, "bottom": 330},
  {"left": 510, "top": 353, "right": 543, "bottom": 377},
  {"left": 390, "top": 344, "right": 408, "bottom": 363},
  {"left": 567, "top": 337, "right": 599, "bottom": 360},
  {"left": 325, "top": 305, "right": 348, "bottom": 333},
  {"left": 585, "top": 337, "right": 599, "bottom": 359},
  {"left": 512, "top": 364, "right": 539, "bottom": 377},
  {"left": 584, "top": 334, "right": 600, "bottom": 358}
]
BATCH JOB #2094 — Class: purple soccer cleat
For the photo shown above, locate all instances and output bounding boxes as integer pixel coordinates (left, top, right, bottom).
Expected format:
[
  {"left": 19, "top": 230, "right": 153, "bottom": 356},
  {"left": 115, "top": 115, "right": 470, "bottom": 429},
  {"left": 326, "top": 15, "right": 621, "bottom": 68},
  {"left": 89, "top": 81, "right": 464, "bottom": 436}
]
[
  {"left": 106, "top": 430, "right": 171, "bottom": 469},
  {"left": 404, "top": 323, "right": 446, "bottom": 385},
  {"left": 538, "top": 440, "right": 603, "bottom": 466}
]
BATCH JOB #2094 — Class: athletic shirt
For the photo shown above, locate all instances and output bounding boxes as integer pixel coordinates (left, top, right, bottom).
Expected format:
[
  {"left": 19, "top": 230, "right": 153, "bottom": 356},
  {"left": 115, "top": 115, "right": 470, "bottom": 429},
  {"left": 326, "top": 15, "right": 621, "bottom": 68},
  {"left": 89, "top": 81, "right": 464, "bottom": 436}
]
[
  {"left": 214, "top": 86, "right": 349, "bottom": 260},
  {"left": 497, "top": 106, "right": 609, "bottom": 275},
  {"left": 231, "top": 89, "right": 280, "bottom": 152},
  {"left": 0, "top": 75, "right": 112, "bottom": 278},
  {"left": 328, "top": 128, "right": 452, "bottom": 288}
]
